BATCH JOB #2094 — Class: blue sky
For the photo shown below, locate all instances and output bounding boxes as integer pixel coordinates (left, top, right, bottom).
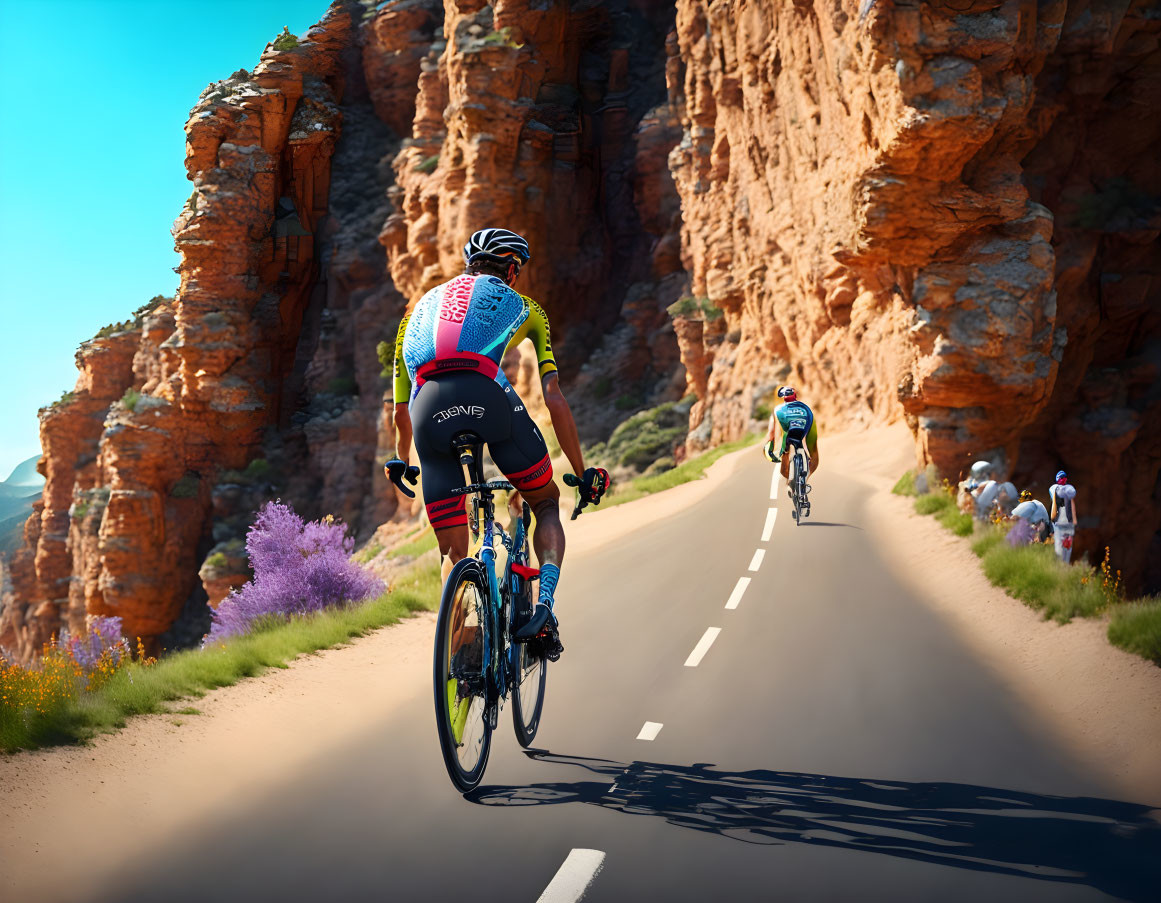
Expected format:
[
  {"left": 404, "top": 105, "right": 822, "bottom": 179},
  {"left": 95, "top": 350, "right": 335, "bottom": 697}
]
[{"left": 0, "top": 0, "right": 327, "bottom": 479}]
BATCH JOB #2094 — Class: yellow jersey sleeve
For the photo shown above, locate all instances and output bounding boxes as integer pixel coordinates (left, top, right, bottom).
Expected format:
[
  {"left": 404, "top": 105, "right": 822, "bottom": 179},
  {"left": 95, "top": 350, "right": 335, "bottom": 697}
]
[
  {"left": 507, "top": 295, "right": 557, "bottom": 379},
  {"left": 392, "top": 314, "right": 412, "bottom": 404}
]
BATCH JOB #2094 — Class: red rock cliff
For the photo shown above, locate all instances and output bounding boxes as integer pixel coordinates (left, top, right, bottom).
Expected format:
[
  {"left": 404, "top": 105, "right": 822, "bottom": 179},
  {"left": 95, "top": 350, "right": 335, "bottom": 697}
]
[
  {"left": 667, "top": 0, "right": 1159, "bottom": 591},
  {"left": 1, "top": 0, "right": 688, "bottom": 659}
]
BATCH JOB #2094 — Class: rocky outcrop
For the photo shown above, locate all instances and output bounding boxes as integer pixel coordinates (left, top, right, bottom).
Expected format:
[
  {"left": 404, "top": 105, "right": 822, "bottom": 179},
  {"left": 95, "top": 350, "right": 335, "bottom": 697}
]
[
  {"left": 667, "top": 0, "right": 1159, "bottom": 591},
  {"left": 1, "top": 0, "right": 691, "bottom": 660},
  {"left": 380, "top": 0, "right": 686, "bottom": 439},
  {"left": 2, "top": 4, "right": 387, "bottom": 659}
]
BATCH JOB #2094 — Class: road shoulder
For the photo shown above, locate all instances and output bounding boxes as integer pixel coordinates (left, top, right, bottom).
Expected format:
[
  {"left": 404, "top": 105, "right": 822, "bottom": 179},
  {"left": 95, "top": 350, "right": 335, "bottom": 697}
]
[{"left": 842, "top": 426, "right": 1161, "bottom": 802}]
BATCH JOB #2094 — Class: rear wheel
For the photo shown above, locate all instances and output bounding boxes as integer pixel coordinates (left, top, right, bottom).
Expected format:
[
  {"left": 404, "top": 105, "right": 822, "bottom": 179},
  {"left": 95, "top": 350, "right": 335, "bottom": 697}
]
[
  {"left": 433, "top": 558, "right": 492, "bottom": 792},
  {"left": 792, "top": 452, "right": 805, "bottom": 525},
  {"left": 511, "top": 628, "right": 547, "bottom": 747}
]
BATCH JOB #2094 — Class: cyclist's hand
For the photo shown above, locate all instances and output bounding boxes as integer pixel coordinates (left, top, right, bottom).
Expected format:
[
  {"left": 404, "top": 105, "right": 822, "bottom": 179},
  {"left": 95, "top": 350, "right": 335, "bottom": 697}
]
[
  {"left": 580, "top": 467, "right": 610, "bottom": 505},
  {"left": 762, "top": 440, "right": 778, "bottom": 463},
  {"left": 384, "top": 458, "right": 420, "bottom": 498}
]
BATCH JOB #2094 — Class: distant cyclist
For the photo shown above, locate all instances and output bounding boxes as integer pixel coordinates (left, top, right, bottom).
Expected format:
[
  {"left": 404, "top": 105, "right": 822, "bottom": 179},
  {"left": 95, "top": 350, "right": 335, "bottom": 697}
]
[
  {"left": 384, "top": 228, "right": 609, "bottom": 651},
  {"left": 763, "top": 386, "right": 820, "bottom": 483}
]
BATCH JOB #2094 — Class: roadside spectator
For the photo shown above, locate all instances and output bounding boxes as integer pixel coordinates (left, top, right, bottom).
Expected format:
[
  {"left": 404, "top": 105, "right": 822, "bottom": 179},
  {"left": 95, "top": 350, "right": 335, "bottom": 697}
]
[
  {"left": 1009, "top": 490, "right": 1051, "bottom": 545},
  {"left": 1049, "top": 470, "right": 1078, "bottom": 563},
  {"left": 970, "top": 460, "right": 992, "bottom": 481},
  {"left": 973, "top": 478, "right": 1018, "bottom": 520}
]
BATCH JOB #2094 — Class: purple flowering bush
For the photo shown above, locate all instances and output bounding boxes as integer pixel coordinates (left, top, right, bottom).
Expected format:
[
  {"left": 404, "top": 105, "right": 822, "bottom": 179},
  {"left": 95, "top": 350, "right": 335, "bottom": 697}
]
[
  {"left": 63, "top": 616, "right": 130, "bottom": 672},
  {"left": 206, "top": 501, "right": 385, "bottom": 643},
  {"left": 1006, "top": 518, "right": 1036, "bottom": 547}
]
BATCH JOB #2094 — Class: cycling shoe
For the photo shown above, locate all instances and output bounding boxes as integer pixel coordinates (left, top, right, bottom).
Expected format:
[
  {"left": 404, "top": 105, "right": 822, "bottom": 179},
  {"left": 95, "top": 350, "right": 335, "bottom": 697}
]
[
  {"left": 526, "top": 619, "right": 564, "bottom": 663},
  {"left": 513, "top": 601, "right": 555, "bottom": 640}
]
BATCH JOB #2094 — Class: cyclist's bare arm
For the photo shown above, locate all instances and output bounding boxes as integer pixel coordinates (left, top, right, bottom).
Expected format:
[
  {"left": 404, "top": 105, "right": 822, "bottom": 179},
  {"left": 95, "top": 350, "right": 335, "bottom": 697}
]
[
  {"left": 542, "top": 372, "right": 584, "bottom": 477},
  {"left": 765, "top": 413, "right": 780, "bottom": 447},
  {"left": 393, "top": 403, "right": 413, "bottom": 465}
]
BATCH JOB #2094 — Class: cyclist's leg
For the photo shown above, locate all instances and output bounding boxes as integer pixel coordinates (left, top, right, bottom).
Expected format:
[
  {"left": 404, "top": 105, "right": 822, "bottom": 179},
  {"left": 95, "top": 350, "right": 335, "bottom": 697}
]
[
  {"left": 410, "top": 373, "right": 505, "bottom": 579},
  {"left": 490, "top": 386, "right": 563, "bottom": 640},
  {"left": 806, "top": 422, "right": 819, "bottom": 475}
]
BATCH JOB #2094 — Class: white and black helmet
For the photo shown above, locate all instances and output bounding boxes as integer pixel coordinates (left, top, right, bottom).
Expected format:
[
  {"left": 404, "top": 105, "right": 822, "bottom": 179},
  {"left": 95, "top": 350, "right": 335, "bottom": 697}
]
[{"left": 463, "top": 227, "right": 531, "bottom": 266}]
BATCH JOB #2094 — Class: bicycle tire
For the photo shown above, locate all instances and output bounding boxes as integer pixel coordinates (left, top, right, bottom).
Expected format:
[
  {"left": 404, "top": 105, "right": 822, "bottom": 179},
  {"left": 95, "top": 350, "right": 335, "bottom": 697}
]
[
  {"left": 792, "top": 451, "right": 805, "bottom": 525},
  {"left": 511, "top": 630, "right": 547, "bottom": 747},
  {"left": 433, "top": 557, "right": 493, "bottom": 792},
  {"left": 508, "top": 526, "right": 547, "bottom": 747}
]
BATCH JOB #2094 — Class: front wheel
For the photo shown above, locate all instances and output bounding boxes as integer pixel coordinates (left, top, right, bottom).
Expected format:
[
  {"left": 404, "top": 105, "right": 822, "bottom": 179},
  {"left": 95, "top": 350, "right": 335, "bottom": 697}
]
[{"left": 433, "top": 558, "right": 493, "bottom": 792}]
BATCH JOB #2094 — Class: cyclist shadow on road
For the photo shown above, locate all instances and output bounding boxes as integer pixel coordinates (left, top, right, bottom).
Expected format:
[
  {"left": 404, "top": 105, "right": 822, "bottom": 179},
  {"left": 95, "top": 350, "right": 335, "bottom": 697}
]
[{"left": 468, "top": 752, "right": 1160, "bottom": 901}]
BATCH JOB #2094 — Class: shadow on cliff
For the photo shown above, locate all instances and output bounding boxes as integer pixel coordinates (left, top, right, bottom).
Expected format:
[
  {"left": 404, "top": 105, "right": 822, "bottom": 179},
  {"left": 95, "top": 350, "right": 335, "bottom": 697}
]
[{"left": 469, "top": 752, "right": 1161, "bottom": 902}]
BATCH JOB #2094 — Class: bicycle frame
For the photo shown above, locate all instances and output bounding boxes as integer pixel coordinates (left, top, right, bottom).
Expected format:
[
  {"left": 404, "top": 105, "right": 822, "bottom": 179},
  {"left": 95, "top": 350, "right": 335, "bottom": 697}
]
[{"left": 450, "top": 438, "right": 532, "bottom": 711}]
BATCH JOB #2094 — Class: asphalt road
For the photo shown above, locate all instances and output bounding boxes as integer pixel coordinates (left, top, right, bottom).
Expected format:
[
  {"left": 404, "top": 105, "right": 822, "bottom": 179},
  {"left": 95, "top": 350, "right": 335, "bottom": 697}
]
[{"left": 95, "top": 452, "right": 1160, "bottom": 902}]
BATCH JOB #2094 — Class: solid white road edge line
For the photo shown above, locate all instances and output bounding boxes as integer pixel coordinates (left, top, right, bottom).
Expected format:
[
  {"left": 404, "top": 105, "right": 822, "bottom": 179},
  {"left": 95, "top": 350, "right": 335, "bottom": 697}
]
[
  {"left": 726, "top": 577, "right": 751, "bottom": 610},
  {"left": 537, "top": 849, "right": 607, "bottom": 903},
  {"left": 637, "top": 721, "right": 663, "bottom": 741},
  {"left": 762, "top": 507, "right": 778, "bottom": 541},
  {"left": 770, "top": 470, "right": 779, "bottom": 499},
  {"left": 748, "top": 549, "right": 765, "bottom": 572},
  {"left": 684, "top": 627, "right": 722, "bottom": 667}
]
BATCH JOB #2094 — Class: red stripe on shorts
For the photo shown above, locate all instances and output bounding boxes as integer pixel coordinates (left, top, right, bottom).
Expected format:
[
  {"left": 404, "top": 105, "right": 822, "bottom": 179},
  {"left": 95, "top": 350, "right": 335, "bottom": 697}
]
[
  {"left": 508, "top": 453, "right": 553, "bottom": 492},
  {"left": 427, "top": 496, "right": 466, "bottom": 529}
]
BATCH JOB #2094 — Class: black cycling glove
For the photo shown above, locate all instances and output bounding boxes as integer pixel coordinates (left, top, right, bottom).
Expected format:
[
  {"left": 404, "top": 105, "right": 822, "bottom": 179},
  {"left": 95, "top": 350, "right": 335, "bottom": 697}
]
[
  {"left": 580, "top": 467, "right": 610, "bottom": 505},
  {"left": 384, "top": 458, "right": 420, "bottom": 498}
]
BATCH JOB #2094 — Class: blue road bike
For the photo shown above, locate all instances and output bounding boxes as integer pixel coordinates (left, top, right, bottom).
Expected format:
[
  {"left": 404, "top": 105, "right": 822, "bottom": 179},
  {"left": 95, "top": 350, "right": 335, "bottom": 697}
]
[{"left": 432, "top": 431, "right": 564, "bottom": 792}]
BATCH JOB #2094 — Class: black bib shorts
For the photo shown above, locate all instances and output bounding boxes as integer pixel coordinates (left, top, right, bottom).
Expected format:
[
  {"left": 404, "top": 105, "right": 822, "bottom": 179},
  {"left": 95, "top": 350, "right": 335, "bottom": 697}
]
[{"left": 409, "top": 371, "right": 553, "bottom": 530}]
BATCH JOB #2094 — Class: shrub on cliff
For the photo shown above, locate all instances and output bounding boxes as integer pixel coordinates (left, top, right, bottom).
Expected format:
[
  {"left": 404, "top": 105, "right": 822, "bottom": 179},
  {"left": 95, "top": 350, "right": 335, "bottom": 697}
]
[
  {"left": 586, "top": 400, "right": 689, "bottom": 472},
  {"left": 271, "top": 26, "right": 298, "bottom": 51},
  {"left": 206, "top": 502, "right": 384, "bottom": 642}
]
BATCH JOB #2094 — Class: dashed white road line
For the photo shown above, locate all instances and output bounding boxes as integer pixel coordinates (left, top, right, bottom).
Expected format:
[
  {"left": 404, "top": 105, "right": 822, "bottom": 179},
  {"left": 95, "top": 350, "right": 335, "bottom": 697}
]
[
  {"left": 684, "top": 627, "right": 722, "bottom": 667},
  {"left": 537, "top": 849, "right": 607, "bottom": 903},
  {"left": 748, "top": 549, "right": 765, "bottom": 572},
  {"left": 761, "top": 507, "right": 778, "bottom": 541},
  {"left": 726, "top": 577, "right": 751, "bottom": 610},
  {"left": 770, "top": 471, "right": 779, "bottom": 499},
  {"left": 636, "top": 721, "right": 663, "bottom": 741}
]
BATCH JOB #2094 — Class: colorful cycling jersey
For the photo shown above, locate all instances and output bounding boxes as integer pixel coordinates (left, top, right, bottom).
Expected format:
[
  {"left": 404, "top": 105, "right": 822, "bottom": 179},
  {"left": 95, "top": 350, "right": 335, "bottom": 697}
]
[
  {"left": 392, "top": 274, "right": 557, "bottom": 404},
  {"left": 774, "top": 400, "right": 818, "bottom": 456}
]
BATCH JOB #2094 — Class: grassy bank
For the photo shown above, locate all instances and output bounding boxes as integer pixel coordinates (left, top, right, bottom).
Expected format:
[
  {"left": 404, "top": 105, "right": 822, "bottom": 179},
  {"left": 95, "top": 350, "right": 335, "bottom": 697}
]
[
  {"left": 600, "top": 433, "right": 757, "bottom": 508},
  {"left": 895, "top": 469, "right": 1161, "bottom": 664},
  {"left": 1, "top": 564, "right": 440, "bottom": 753}
]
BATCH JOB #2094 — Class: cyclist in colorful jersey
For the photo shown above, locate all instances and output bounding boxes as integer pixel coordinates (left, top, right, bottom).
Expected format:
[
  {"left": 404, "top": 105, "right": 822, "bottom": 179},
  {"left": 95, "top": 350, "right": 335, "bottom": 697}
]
[
  {"left": 762, "top": 386, "right": 821, "bottom": 483},
  {"left": 384, "top": 228, "right": 609, "bottom": 650}
]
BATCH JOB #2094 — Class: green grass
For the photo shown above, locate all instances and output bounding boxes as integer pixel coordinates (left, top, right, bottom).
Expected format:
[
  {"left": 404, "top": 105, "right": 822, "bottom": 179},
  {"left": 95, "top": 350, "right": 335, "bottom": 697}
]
[
  {"left": 907, "top": 483, "right": 1105, "bottom": 624},
  {"left": 970, "top": 527, "right": 1006, "bottom": 559},
  {"left": 354, "top": 541, "right": 383, "bottom": 564},
  {"left": 914, "top": 493, "right": 952, "bottom": 516},
  {"left": 387, "top": 528, "right": 438, "bottom": 559},
  {"left": 0, "top": 564, "right": 440, "bottom": 752},
  {"left": 1108, "top": 598, "right": 1161, "bottom": 663},
  {"left": 600, "top": 433, "right": 757, "bottom": 508},
  {"left": 937, "top": 506, "right": 973, "bottom": 536},
  {"left": 979, "top": 542, "right": 1106, "bottom": 623},
  {"left": 892, "top": 469, "right": 917, "bottom": 496},
  {"left": 415, "top": 154, "right": 440, "bottom": 173}
]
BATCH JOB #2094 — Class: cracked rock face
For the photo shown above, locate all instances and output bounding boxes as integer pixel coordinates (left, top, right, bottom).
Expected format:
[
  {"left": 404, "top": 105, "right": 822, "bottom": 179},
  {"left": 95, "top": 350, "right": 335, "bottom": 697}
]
[
  {"left": 668, "top": 0, "right": 1159, "bottom": 591},
  {"left": 3, "top": 0, "right": 1157, "bottom": 656},
  {"left": 1, "top": 0, "right": 689, "bottom": 660}
]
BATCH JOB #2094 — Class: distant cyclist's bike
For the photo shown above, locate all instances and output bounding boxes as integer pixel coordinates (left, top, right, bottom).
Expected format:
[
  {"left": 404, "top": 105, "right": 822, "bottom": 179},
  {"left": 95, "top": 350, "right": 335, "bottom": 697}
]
[
  {"left": 787, "top": 435, "right": 811, "bottom": 524},
  {"left": 432, "top": 432, "right": 563, "bottom": 793}
]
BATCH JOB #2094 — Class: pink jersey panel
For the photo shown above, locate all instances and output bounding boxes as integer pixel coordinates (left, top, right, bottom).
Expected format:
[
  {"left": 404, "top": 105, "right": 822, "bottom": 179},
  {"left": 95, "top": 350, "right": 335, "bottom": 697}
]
[{"left": 434, "top": 275, "right": 475, "bottom": 359}]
